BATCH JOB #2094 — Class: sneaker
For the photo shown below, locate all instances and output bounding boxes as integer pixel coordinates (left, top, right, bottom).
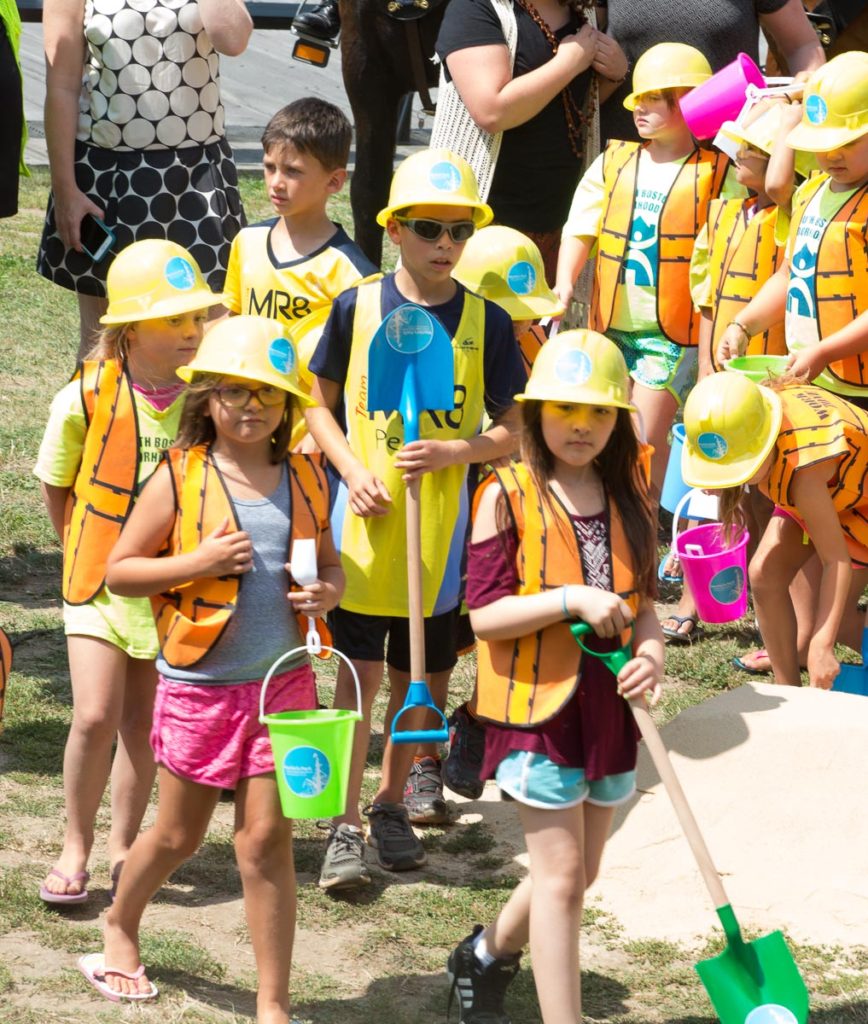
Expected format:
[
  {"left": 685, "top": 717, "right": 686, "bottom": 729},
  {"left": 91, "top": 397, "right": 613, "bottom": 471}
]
[
  {"left": 317, "top": 822, "right": 371, "bottom": 891},
  {"left": 363, "top": 801, "right": 427, "bottom": 871},
  {"left": 447, "top": 925, "right": 520, "bottom": 1024},
  {"left": 403, "top": 756, "right": 451, "bottom": 824},
  {"left": 444, "top": 703, "right": 485, "bottom": 800}
]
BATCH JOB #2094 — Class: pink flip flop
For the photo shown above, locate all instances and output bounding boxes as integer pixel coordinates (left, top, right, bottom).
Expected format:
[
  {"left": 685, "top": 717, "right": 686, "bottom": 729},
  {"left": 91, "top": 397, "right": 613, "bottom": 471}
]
[
  {"left": 77, "top": 952, "right": 158, "bottom": 1002},
  {"left": 39, "top": 868, "right": 90, "bottom": 905}
]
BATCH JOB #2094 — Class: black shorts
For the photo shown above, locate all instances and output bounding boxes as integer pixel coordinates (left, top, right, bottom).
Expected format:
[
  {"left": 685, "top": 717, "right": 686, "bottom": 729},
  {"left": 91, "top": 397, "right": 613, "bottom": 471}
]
[{"left": 330, "top": 606, "right": 460, "bottom": 674}]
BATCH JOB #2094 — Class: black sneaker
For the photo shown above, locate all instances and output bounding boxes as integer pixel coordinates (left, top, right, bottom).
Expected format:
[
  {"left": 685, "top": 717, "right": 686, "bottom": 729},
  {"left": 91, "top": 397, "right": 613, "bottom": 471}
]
[
  {"left": 444, "top": 703, "right": 485, "bottom": 800},
  {"left": 292, "top": 0, "right": 340, "bottom": 40},
  {"left": 447, "top": 925, "right": 520, "bottom": 1024},
  {"left": 363, "top": 801, "right": 427, "bottom": 871},
  {"left": 403, "top": 756, "right": 451, "bottom": 824}
]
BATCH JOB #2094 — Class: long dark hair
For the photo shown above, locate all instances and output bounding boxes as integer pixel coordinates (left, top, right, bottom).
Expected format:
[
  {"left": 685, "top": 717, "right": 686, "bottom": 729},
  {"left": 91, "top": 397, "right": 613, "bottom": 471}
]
[
  {"left": 513, "top": 400, "right": 657, "bottom": 597},
  {"left": 173, "top": 374, "right": 295, "bottom": 463}
]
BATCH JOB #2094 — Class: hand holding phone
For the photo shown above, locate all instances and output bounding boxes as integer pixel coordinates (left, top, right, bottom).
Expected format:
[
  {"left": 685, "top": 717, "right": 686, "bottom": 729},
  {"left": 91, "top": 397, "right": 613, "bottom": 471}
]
[{"left": 79, "top": 214, "right": 115, "bottom": 262}]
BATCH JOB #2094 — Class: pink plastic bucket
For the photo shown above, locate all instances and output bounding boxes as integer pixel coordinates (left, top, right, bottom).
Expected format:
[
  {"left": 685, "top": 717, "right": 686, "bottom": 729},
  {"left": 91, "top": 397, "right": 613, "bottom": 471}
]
[
  {"left": 673, "top": 522, "right": 749, "bottom": 623},
  {"left": 679, "top": 54, "right": 765, "bottom": 140}
]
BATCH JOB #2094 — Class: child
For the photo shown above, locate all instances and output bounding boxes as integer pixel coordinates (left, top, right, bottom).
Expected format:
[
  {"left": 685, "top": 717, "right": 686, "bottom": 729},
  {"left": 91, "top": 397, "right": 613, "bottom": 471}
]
[
  {"left": 682, "top": 371, "right": 868, "bottom": 689},
  {"left": 222, "top": 98, "right": 378, "bottom": 328},
  {"left": 305, "top": 149, "right": 525, "bottom": 889},
  {"left": 34, "top": 239, "right": 221, "bottom": 904},
  {"left": 447, "top": 329, "right": 663, "bottom": 1024},
  {"left": 717, "top": 52, "right": 868, "bottom": 407},
  {"left": 555, "top": 42, "right": 741, "bottom": 499},
  {"left": 78, "top": 316, "right": 344, "bottom": 1023}
]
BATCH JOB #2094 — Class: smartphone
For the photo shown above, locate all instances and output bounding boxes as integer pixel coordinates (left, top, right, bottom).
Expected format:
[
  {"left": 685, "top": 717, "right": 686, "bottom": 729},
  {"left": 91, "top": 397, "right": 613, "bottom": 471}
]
[{"left": 79, "top": 214, "right": 115, "bottom": 262}]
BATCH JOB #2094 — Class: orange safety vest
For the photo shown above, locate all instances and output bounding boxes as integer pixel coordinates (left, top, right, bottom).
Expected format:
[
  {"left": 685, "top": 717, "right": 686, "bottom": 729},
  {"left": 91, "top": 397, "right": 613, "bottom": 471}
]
[
  {"left": 516, "top": 324, "right": 546, "bottom": 376},
  {"left": 153, "top": 446, "right": 333, "bottom": 669},
  {"left": 789, "top": 175, "right": 868, "bottom": 389},
  {"left": 62, "top": 360, "right": 139, "bottom": 606},
  {"left": 473, "top": 463, "right": 639, "bottom": 727},
  {"left": 709, "top": 198, "right": 786, "bottom": 371},
  {"left": 591, "top": 140, "right": 729, "bottom": 347}
]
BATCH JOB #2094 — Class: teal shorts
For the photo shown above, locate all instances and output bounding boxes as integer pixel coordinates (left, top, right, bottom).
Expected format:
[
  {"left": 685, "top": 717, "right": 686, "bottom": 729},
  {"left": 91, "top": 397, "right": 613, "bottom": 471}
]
[
  {"left": 607, "top": 328, "right": 698, "bottom": 406},
  {"left": 495, "top": 751, "right": 636, "bottom": 810}
]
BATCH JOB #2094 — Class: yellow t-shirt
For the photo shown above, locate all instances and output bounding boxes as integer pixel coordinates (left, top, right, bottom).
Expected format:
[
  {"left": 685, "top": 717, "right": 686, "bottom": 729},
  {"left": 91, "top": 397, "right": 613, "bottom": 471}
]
[{"left": 34, "top": 383, "right": 186, "bottom": 657}]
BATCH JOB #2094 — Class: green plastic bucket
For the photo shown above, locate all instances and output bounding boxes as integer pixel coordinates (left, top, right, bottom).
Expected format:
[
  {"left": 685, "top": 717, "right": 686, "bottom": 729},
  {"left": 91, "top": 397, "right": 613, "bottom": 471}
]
[
  {"left": 259, "top": 646, "right": 362, "bottom": 820},
  {"left": 725, "top": 354, "right": 789, "bottom": 383}
]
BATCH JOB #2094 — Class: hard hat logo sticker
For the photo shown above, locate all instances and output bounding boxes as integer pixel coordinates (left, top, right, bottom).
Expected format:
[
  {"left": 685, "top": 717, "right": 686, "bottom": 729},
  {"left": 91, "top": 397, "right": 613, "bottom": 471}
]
[
  {"left": 164, "top": 257, "right": 196, "bottom": 291},
  {"left": 282, "top": 746, "right": 330, "bottom": 798},
  {"left": 697, "top": 432, "right": 728, "bottom": 460},
  {"left": 269, "top": 337, "right": 295, "bottom": 375},
  {"left": 428, "top": 161, "right": 463, "bottom": 193},
  {"left": 805, "top": 94, "right": 828, "bottom": 125},
  {"left": 507, "top": 261, "right": 536, "bottom": 296},
  {"left": 554, "top": 349, "right": 592, "bottom": 386}
]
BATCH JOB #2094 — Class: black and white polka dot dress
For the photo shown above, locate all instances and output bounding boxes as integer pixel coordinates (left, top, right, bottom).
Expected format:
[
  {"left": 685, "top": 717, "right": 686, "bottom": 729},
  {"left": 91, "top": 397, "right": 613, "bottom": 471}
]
[{"left": 37, "top": 0, "right": 245, "bottom": 297}]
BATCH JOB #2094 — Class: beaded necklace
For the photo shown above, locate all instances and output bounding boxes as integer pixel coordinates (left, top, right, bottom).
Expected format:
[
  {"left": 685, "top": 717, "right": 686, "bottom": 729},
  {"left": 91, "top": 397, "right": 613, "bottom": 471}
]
[{"left": 512, "top": 0, "right": 587, "bottom": 160}]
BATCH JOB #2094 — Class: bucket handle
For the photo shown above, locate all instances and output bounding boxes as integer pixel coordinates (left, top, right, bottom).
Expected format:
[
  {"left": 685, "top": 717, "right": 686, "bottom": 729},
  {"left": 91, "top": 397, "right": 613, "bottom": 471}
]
[
  {"left": 670, "top": 487, "right": 699, "bottom": 555},
  {"left": 259, "top": 644, "right": 363, "bottom": 724}
]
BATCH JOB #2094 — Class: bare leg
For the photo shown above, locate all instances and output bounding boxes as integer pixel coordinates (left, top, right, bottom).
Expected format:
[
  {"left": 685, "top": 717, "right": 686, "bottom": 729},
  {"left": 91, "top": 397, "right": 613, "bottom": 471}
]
[
  {"left": 631, "top": 383, "right": 678, "bottom": 501},
  {"left": 332, "top": 658, "right": 384, "bottom": 829},
  {"left": 77, "top": 293, "right": 108, "bottom": 360},
  {"left": 103, "top": 767, "right": 219, "bottom": 995},
  {"left": 234, "top": 774, "right": 295, "bottom": 1024}
]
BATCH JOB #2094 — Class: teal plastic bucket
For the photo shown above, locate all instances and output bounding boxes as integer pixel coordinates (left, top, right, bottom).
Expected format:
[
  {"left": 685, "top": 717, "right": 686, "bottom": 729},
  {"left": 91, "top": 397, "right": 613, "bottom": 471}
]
[
  {"left": 259, "top": 646, "right": 362, "bottom": 820},
  {"left": 661, "top": 424, "right": 690, "bottom": 514}
]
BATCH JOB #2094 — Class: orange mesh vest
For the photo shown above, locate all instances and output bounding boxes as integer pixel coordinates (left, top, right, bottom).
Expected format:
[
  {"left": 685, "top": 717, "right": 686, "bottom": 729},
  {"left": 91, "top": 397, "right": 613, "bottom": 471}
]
[
  {"left": 591, "top": 140, "right": 729, "bottom": 347},
  {"left": 708, "top": 198, "right": 786, "bottom": 371},
  {"left": 760, "top": 385, "right": 868, "bottom": 566},
  {"left": 474, "top": 464, "right": 639, "bottom": 727},
  {"left": 789, "top": 175, "right": 868, "bottom": 389},
  {"left": 153, "top": 446, "right": 333, "bottom": 668},
  {"left": 516, "top": 324, "right": 546, "bottom": 375},
  {"left": 63, "top": 360, "right": 139, "bottom": 606}
]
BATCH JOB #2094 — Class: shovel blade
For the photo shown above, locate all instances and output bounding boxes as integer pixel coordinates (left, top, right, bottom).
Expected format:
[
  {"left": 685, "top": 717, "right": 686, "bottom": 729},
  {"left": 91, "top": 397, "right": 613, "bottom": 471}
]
[
  {"left": 833, "top": 662, "right": 868, "bottom": 696},
  {"left": 695, "top": 929, "right": 809, "bottom": 1024}
]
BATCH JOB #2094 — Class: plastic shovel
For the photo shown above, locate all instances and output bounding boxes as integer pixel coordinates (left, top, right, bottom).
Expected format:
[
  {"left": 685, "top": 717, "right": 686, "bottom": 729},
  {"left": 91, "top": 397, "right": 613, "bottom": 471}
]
[
  {"left": 367, "top": 304, "right": 450, "bottom": 744},
  {"left": 571, "top": 623, "right": 810, "bottom": 1024}
]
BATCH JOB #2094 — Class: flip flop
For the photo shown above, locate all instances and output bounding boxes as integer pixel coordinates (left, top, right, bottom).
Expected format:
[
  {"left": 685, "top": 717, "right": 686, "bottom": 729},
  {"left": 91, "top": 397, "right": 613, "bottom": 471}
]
[
  {"left": 658, "top": 552, "right": 683, "bottom": 585},
  {"left": 77, "top": 952, "right": 158, "bottom": 1003},
  {"left": 660, "top": 614, "right": 705, "bottom": 645},
  {"left": 39, "top": 869, "right": 90, "bottom": 905},
  {"left": 732, "top": 648, "right": 772, "bottom": 675}
]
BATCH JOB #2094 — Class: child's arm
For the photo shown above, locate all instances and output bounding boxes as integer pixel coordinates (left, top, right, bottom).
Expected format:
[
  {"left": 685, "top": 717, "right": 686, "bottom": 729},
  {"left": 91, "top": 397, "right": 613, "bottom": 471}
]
[
  {"left": 40, "top": 483, "right": 69, "bottom": 541},
  {"left": 697, "top": 309, "right": 714, "bottom": 379},
  {"left": 787, "top": 311, "right": 868, "bottom": 385},
  {"left": 285, "top": 527, "right": 345, "bottom": 619},
  {"left": 765, "top": 100, "right": 803, "bottom": 213},
  {"left": 554, "top": 235, "right": 596, "bottom": 311},
  {"left": 716, "top": 264, "right": 789, "bottom": 363},
  {"left": 305, "top": 377, "right": 392, "bottom": 517},
  {"left": 468, "top": 483, "right": 634, "bottom": 641},
  {"left": 791, "top": 464, "right": 853, "bottom": 689},
  {"left": 615, "top": 597, "right": 664, "bottom": 704},
  {"left": 106, "top": 463, "right": 254, "bottom": 597}
]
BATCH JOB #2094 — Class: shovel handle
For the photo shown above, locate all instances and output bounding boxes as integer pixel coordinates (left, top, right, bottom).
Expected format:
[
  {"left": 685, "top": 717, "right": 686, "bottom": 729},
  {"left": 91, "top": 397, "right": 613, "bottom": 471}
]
[
  {"left": 406, "top": 476, "right": 425, "bottom": 683},
  {"left": 630, "top": 702, "right": 730, "bottom": 911}
]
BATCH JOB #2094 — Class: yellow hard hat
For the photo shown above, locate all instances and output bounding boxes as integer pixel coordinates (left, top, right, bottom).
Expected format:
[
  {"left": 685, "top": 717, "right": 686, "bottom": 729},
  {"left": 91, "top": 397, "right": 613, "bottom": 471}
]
[
  {"left": 516, "top": 329, "right": 635, "bottom": 410},
  {"left": 718, "top": 102, "right": 818, "bottom": 179},
  {"left": 377, "top": 149, "right": 494, "bottom": 227},
  {"left": 100, "top": 239, "right": 222, "bottom": 325},
  {"left": 682, "top": 372, "right": 782, "bottom": 489},
  {"left": 286, "top": 305, "right": 331, "bottom": 392},
  {"left": 623, "top": 43, "right": 712, "bottom": 111},
  {"left": 786, "top": 52, "right": 868, "bottom": 153},
  {"left": 177, "top": 315, "right": 315, "bottom": 406},
  {"left": 452, "top": 226, "right": 564, "bottom": 320}
]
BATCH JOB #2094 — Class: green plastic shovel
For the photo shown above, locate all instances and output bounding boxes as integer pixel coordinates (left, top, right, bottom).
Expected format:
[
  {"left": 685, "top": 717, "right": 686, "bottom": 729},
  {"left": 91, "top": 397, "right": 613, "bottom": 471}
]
[
  {"left": 571, "top": 622, "right": 810, "bottom": 1024},
  {"left": 367, "top": 303, "right": 451, "bottom": 745}
]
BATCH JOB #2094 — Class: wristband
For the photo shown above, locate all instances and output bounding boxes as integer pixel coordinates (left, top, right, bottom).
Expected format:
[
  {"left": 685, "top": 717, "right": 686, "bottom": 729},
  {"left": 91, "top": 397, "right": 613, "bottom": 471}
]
[
  {"left": 729, "top": 319, "right": 751, "bottom": 340},
  {"left": 562, "top": 585, "right": 570, "bottom": 618}
]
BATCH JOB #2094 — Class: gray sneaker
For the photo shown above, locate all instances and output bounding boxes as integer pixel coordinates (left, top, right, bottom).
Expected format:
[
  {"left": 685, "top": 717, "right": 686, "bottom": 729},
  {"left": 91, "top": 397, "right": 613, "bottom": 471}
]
[
  {"left": 403, "top": 756, "right": 451, "bottom": 824},
  {"left": 363, "top": 801, "right": 427, "bottom": 871},
  {"left": 318, "top": 822, "right": 371, "bottom": 890}
]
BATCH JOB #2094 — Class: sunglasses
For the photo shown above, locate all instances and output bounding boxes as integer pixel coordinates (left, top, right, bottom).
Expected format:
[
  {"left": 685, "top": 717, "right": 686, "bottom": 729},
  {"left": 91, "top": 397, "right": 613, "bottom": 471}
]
[
  {"left": 393, "top": 217, "right": 476, "bottom": 243},
  {"left": 214, "top": 384, "right": 287, "bottom": 408}
]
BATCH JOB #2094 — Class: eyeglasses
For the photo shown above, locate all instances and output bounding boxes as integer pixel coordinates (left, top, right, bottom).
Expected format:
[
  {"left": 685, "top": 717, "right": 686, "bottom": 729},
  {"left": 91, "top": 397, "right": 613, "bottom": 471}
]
[
  {"left": 393, "top": 217, "right": 476, "bottom": 243},
  {"left": 214, "top": 384, "right": 286, "bottom": 408}
]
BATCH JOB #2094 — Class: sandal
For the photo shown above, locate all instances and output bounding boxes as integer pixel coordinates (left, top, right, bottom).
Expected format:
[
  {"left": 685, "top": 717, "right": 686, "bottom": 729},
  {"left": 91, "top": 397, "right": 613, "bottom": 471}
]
[
  {"left": 660, "top": 614, "right": 705, "bottom": 645},
  {"left": 39, "top": 868, "right": 90, "bottom": 905},
  {"left": 732, "top": 648, "right": 772, "bottom": 675}
]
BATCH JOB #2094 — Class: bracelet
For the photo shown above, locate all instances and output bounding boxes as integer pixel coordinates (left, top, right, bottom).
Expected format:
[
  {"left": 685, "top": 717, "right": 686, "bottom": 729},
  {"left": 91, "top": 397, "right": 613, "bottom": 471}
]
[
  {"left": 561, "top": 585, "right": 570, "bottom": 618},
  {"left": 729, "top": 319, "right": 751, "bottom": 340}
]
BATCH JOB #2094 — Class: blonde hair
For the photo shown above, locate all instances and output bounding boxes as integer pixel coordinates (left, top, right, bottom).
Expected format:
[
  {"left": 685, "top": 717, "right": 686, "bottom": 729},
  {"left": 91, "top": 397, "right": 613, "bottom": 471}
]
[{"left": 84, "top": 324, "right": 132, "bottom": 362}]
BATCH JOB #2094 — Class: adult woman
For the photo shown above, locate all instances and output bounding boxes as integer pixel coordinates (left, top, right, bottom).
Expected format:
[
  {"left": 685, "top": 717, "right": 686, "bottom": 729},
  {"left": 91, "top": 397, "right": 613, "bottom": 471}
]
[
  {"left": 37, "top": 0, "right": 253, "bottom": 355},
  {"left": 433, "top": 0, "right": 628, "bottom": 283},
  {"left": 599, "top": 0, "right": 825, "bottom": 143}
]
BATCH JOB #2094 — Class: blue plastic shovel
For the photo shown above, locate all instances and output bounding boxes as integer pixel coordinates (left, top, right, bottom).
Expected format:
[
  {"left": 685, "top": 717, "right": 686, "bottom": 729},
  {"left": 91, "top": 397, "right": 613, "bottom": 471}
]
[{"left": 367, "top": 304, "right": 452, "bottom": 744}]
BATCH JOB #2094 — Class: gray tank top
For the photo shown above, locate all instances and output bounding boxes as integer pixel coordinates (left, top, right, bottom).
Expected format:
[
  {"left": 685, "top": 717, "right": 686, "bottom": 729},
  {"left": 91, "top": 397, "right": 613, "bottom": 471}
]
[{"left": 157, "top": 464, "right": 307, "bottom": 684}]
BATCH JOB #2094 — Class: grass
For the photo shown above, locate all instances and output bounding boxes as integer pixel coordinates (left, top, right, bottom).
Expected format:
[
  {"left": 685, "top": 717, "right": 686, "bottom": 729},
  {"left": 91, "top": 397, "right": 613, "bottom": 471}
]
[{"left": 1, "top": 168, "right": 867, "bottom": 1022}]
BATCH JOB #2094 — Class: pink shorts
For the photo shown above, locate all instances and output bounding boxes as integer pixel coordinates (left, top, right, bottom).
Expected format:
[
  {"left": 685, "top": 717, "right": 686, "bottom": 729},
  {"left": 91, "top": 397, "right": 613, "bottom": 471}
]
[{"left": 151, "top": 664, "right": 317, "bottom": 789}]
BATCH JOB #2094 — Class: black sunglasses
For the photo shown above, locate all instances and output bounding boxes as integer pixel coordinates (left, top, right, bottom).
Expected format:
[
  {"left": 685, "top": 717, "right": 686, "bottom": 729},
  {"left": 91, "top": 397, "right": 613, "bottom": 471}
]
[{"left": 393, "top": 217, "right": 476, "bottom": 243}]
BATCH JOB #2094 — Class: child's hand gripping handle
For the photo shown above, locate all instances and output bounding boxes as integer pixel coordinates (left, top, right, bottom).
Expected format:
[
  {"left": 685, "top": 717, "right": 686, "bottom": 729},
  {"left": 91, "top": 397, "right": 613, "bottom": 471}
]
[{"left": 290, "top": 539, "right": 322, "bottom": 656}]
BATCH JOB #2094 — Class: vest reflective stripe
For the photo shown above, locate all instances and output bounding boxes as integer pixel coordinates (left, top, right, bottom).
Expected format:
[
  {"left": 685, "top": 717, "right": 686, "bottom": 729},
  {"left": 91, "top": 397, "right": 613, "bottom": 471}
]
[
  {"left": 153, "top": 447, "right": 332, "bottom": 668},
  {"left": 709, "top": 199, "right": 786, "bottom": 371},
  {"left": 789, "top": 175, "right": 868, "bottom": 389},
  {"left": 63, "top": 360, "right": 139, "bottom": 605},
  {"left": 474, "top": 464, "right": 639, "bottom": 727},
  {"left": 591, "top": 140, "right": 729, "bottom": 347}
]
